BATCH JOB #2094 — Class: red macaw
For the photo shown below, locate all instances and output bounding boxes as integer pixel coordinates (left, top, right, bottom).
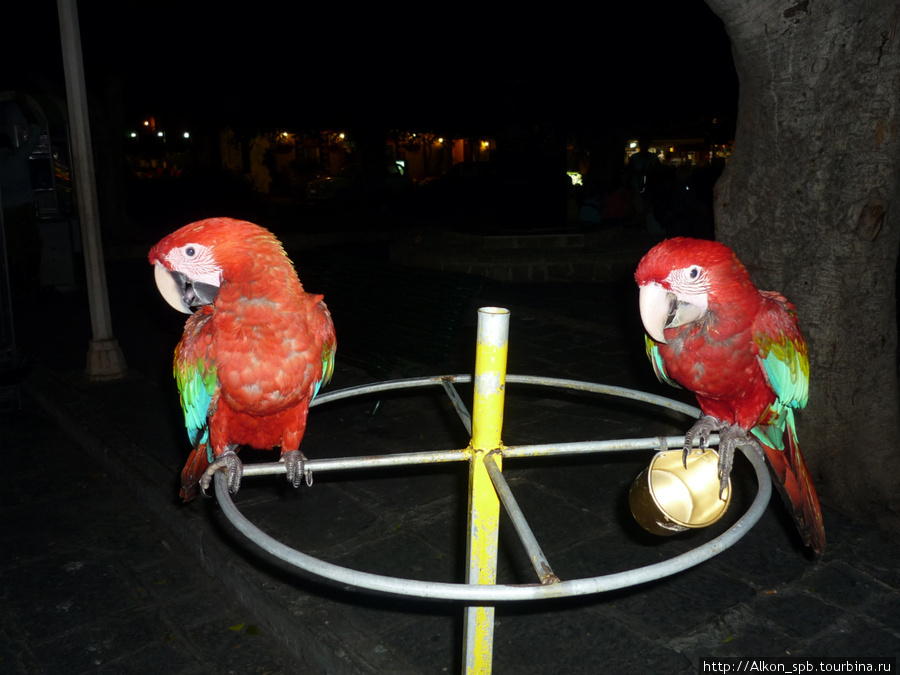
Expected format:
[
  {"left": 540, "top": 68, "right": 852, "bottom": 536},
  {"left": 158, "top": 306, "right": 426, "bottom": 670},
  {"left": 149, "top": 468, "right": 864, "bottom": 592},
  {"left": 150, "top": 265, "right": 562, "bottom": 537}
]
[
  {"left": 148, "top": 218, "right": 336, "bottom": 501},
  {"left": 635, "top": 237, "right": 825, "bottom": 553}
]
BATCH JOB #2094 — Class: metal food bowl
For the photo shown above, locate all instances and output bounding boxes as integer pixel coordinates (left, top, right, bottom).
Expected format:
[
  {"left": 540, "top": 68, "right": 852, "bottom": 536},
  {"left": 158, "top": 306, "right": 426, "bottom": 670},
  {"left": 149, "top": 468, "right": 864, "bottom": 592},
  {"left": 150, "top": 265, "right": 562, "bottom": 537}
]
[{"left": 630, "top": 448, "right": 731, "bottom": 535}]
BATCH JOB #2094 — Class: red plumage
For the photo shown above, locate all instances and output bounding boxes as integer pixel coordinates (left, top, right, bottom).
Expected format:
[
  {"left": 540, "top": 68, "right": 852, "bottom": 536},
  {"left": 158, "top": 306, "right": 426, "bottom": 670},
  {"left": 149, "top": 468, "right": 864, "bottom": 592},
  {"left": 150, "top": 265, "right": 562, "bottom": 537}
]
[
  {"left": 636, "top": 238, "right": 824, "bottom": 553},
  {"left": 149, "top": 218, "right": 335, "bottom": 501}
]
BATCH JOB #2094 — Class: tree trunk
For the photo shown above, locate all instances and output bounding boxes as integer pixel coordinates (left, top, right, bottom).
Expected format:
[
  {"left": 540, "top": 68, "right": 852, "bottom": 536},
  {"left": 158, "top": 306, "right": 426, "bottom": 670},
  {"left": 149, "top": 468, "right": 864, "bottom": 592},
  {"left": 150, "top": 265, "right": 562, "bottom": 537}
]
[{"left": 705, "top": 0, "right": 900, "bottom": 536}]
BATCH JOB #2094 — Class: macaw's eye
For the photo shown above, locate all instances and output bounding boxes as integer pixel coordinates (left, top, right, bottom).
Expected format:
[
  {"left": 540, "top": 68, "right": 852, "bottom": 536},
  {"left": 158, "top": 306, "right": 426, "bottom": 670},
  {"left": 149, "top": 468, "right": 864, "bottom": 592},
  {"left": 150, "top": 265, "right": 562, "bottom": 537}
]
[
  {"left": 689, "top": 266, "right": 700, "bottom": 279},
  {"left": 185, "top": 246, "right": 196, "bottom": 257}
]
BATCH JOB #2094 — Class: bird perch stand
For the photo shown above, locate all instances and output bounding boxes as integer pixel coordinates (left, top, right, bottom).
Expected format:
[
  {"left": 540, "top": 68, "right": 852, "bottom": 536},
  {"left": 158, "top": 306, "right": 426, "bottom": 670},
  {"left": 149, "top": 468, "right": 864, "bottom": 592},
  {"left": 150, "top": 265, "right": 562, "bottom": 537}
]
[{"left": 213, "top": 307, "right": 773, "bottom": 675}]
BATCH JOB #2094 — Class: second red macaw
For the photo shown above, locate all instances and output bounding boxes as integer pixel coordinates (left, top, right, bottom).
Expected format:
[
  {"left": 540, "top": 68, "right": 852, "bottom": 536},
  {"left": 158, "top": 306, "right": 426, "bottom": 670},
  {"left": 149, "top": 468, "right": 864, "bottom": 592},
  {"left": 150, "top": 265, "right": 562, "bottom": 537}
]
[
  {"left": 635, "top": 237, "right": 825, "bottom": 553},
  {"left": 149, "top": 218, "right": 336, "bottom": 502}
]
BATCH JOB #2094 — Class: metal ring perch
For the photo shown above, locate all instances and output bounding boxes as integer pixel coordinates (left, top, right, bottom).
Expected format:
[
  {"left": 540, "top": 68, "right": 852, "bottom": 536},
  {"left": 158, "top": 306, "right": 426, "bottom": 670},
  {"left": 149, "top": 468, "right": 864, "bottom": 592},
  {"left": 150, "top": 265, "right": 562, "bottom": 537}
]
[{"left": 214, "top": 372, "right": 772, "bottom": 603}]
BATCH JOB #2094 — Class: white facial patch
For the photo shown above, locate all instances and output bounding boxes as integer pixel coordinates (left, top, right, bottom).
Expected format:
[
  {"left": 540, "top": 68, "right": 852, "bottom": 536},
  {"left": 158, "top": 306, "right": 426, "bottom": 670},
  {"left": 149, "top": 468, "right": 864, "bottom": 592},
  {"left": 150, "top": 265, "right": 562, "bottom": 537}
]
[
  {"left": 168, "top": 243, "right": 222, "bottom": 286},
  {"left": 665, "top": 265, "right": 710, "bottom": 316}
]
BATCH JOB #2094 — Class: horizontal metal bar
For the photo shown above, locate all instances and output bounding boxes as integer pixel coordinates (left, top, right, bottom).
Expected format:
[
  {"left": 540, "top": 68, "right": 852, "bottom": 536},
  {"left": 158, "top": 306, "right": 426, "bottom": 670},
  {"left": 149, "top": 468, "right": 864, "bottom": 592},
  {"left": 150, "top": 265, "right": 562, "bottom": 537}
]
[
  {"left": 483, "top": 450, "right": 559, "bottom": 585},
  {"left": 237, "top": 434, "right": 720, "bottom": 479},
  {"left": 503, "top": 435, "right": 719, "bottom": 459},
  {"left": 241, "top": 449, "right": 469, "bottom": 477}
]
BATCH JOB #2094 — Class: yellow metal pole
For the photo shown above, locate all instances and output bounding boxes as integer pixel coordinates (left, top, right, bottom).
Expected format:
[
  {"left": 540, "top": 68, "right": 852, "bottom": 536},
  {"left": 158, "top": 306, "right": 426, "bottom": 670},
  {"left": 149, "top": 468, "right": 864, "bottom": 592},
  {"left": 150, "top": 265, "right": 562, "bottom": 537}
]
[{"left": 463, "top": 307, "right": 509, "bottom": 674}]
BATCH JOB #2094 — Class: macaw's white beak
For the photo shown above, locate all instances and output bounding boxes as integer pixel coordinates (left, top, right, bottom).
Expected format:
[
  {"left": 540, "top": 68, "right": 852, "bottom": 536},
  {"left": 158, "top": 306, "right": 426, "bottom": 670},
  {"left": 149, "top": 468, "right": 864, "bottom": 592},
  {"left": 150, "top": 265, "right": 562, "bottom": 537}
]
[
  {"left": 154, "top": 262, "right": 220, "bottom": 314},
  {"left": 639, "top": 282, "right": 705, "bottom": 344},
  {"left": 154, "top": 263, "right": 192, "bottom": 314}
]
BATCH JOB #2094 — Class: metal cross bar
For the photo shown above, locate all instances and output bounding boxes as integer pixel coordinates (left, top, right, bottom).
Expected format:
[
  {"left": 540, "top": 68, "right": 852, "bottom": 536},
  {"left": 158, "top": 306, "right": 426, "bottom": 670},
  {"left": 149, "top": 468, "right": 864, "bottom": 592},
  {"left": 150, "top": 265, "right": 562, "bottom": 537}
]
[
  {"left": 441, "top": 377, "right": 473, "bottom": 435},
  {"left": 482, "top": 450, "right": 559, "bottom": 585},
  {"left": 502, "top": 435, "right": 720, "bottom": 460},
  {"left": 236, "top": 434, "right": 721, "bottom": 479},
  {"left": 240, "top": 448, "right": 469, "bottom": 478}
]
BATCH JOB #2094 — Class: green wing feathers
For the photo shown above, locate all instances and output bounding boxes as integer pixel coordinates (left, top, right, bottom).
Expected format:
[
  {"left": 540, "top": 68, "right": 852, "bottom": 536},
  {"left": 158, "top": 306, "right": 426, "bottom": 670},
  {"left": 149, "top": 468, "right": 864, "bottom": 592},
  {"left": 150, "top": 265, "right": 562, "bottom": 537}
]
[
  {"left": 759, "top": 333, "right": 809, "bottom": 411},
  {"left": 644, "top": 334, "right": 680, "bottom": 388},
  {"left": 312, "top": 300, "right": 336, "bottom": 400},
  {"left": 314, "top": 339, "right": 335, "bottom": 399},
  {"left": 175, "top": 355, "right": 218, "bottom": 451},
  {"left": 752, "top": 299, "right": 824, "bottom": 553}
]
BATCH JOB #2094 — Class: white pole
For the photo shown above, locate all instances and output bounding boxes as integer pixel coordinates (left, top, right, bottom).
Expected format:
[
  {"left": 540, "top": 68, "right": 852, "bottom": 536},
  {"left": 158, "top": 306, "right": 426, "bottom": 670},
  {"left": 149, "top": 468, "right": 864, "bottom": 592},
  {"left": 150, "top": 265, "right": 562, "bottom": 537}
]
[{"left": 57, "top": 0, "right": 126, "bottom": 380}]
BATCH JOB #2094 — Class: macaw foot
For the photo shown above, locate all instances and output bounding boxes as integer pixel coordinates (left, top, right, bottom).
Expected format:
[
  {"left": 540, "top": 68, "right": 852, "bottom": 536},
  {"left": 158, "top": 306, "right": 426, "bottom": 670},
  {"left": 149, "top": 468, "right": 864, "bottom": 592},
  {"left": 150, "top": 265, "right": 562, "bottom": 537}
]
[
  {"left": 682, "top": 415, "right": 720, "bottom": 468},
  {"left": 683, "top": 416, "right": 761, "bottom": 499},
  {"left": 713, "top": 424, "right": 764, "bottom": 500},
  {"left": 282, "top": 450, "right": 313, "bottom": 488},
  {"left": 199, "top": 449, "right": 243, "bottom": 496}
]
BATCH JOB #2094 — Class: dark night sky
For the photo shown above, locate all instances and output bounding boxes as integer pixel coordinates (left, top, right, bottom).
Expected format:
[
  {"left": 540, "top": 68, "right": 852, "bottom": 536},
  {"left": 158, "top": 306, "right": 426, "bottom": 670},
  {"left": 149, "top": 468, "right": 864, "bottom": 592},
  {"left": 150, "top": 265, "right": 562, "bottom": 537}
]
[{"left": 1, "top": 1, "right": 738, "bottom": 135}]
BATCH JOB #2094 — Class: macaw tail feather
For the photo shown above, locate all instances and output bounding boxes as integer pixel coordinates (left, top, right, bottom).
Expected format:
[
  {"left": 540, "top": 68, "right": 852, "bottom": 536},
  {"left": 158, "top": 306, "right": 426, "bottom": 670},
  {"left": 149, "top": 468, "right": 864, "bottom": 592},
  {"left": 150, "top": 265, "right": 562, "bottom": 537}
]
[
  {"left": 179, "top": 443, "right": 211, "bottom": 502},
  {"left": 753, "top": 416, "right": 825, "bottom": 554}
]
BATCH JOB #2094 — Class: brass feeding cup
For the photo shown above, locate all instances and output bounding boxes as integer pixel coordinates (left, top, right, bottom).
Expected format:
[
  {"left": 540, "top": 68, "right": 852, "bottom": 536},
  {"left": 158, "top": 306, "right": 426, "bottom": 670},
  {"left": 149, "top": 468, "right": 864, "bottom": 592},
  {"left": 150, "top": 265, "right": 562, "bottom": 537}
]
[{"left": 629, "top": 448, "right": 732, "bottom": 535}]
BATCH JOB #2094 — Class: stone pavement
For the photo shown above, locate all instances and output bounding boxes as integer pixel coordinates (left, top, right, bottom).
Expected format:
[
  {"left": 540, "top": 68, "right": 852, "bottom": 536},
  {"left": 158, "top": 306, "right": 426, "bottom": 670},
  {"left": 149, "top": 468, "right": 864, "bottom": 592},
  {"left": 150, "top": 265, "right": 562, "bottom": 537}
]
[
  {"left": 0, "top": 401, "right": 305, "bottom": 674},
  {"left": 3, "top": 242, "right": 900, "bottom": 673}
]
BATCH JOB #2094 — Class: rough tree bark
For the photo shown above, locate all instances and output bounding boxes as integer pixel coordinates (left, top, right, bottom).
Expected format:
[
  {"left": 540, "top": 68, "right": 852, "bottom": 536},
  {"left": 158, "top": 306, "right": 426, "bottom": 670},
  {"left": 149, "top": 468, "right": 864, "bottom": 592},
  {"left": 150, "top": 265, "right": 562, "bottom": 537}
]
[{"left": 704, "top": 0, "right": 900, "bottom": 536}]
